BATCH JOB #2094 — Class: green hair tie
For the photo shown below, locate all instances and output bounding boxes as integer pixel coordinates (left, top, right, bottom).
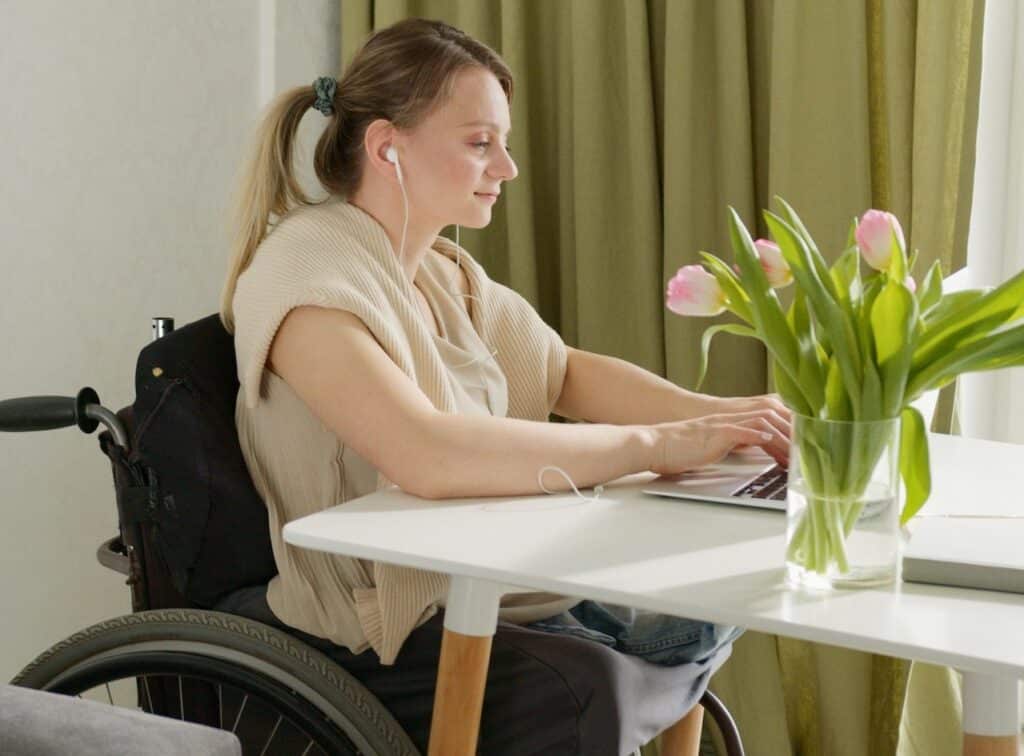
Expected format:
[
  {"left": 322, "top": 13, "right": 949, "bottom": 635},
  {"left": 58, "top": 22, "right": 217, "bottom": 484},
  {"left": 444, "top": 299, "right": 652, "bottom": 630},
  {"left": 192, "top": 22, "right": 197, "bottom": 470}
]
[{"left": 312, "top": 76, "right": 337, "bottom": 116}]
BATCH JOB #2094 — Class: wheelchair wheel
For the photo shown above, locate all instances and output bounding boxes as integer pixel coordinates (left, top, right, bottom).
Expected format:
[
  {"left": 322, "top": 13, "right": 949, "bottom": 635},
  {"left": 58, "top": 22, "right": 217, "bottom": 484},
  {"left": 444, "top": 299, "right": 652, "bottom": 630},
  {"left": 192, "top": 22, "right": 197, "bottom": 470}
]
[{"left": 11, "top": 609, "right": 420, "bottom": 756}]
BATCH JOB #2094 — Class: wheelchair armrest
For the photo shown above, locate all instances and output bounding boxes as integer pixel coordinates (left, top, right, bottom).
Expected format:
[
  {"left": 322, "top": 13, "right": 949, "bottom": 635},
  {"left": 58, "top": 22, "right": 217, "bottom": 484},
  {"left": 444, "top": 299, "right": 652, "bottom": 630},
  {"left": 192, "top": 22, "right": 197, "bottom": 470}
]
[{"left": 97, "top": 535, "right": 129, "bottom": 576}]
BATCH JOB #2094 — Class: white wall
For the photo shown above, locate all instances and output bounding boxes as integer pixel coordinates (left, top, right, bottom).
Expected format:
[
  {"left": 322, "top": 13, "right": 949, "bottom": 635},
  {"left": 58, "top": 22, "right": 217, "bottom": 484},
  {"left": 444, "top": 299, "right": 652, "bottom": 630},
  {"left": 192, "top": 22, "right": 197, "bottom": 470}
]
[{"left": 0, "top": 0, "right": 337, "bottom": 683}]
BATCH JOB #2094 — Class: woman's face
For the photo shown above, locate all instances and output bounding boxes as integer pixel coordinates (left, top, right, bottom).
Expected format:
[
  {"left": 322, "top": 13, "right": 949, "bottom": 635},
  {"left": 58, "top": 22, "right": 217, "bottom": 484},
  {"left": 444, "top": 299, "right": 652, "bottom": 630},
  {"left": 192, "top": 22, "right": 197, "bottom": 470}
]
[{"left": 399, "top": 67, "right": 518, "bottom": 230}]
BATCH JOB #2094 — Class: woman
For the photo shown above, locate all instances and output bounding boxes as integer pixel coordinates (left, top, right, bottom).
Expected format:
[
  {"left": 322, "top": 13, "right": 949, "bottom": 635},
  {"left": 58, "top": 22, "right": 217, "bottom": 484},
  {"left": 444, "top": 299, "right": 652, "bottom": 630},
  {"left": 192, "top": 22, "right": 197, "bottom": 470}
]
[{"left": 220, "top": 17, "right": 790, "bottom": 755}]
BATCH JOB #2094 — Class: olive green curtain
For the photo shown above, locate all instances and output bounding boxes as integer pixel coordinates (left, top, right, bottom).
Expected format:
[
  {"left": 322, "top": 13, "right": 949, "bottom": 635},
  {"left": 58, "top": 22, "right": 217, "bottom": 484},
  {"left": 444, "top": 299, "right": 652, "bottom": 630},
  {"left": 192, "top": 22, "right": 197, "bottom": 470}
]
[{"left": 340, "top": 2, "right": 985, "bottom": 754}]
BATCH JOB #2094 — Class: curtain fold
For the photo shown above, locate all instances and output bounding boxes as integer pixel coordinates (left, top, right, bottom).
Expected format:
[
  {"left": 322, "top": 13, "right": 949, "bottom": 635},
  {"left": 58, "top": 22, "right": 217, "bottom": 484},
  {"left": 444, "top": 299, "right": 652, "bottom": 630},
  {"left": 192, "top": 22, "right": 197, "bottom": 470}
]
[{"left": 339, "top": 2, "right": 985, "bottom": 753}]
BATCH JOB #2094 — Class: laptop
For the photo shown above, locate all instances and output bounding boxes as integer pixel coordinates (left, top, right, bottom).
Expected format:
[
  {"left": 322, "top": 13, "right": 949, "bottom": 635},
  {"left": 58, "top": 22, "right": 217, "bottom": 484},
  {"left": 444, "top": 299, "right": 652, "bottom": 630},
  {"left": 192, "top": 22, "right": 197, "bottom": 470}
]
[
  {"left": 642, "top": 450, "right": 789, "bottom": 511},
  {"left": 902, "top": 518, "right": 1024, "bottom": 595}
]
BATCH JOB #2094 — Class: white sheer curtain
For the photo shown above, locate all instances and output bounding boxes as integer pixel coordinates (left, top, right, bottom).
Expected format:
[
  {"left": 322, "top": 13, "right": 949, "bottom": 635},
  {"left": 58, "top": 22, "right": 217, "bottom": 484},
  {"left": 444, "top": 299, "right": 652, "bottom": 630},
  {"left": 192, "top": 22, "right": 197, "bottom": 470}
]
[
  {"left": 963, "top": 0, "right": 1024, "bottom": 443},
  {"left": 959, "top": 0, "right": 1024, "bottom": 726}
]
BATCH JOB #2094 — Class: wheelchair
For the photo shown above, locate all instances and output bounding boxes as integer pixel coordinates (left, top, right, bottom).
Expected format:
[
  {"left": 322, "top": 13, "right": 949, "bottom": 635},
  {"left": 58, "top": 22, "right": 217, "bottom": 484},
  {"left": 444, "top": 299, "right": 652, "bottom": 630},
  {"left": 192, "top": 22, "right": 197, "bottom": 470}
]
[{"left": 1, "top": 314, "right": 744, "bottom": 756}]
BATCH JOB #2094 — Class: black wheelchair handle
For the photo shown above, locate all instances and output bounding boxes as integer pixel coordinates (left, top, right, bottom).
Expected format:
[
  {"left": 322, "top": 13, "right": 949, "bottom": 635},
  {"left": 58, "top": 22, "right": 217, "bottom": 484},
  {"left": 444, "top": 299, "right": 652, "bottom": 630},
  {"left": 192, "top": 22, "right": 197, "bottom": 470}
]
[{"left": 0, "top": 387, "right": 101, "bottom": 433}]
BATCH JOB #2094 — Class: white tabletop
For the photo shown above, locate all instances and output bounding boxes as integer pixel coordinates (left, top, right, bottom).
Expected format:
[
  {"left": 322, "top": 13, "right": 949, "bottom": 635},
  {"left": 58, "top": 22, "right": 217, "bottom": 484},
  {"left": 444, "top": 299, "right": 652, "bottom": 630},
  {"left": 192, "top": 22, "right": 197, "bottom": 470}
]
[{"left": 283, "top": 432, "right": 1024, "bottom": 679}]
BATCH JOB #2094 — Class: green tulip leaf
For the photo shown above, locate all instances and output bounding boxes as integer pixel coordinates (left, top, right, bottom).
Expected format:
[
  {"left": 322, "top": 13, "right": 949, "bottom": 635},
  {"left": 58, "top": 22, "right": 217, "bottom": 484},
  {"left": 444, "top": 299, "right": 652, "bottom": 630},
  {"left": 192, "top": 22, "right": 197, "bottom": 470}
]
[
  {"left": 787, "top": 291, "right": 826, "bottom": 413},
  {"left": 915, "top": 309, "right": 1012, "bottom": 375},
  {"left": 915, "top": 268, "right": 1024, "bottom": 368},
  {"left": 871, "top": 279, "right": 919, "bottom": 417},
  {"left": 899, "top": 406, "right": 931, "bottom": 524},
  {"left": 889, "top": 232, "right": 908, "bottom": 282},
  {"left": 765, "top": 211, "right": 864, "bottom": 417},
  {"left": 831, "top": 246, "right": 862, "bottom": 312},
  {"left": 860, "top": 359, "right": 884, "bottom": 420},
  {"left": 727, "top": 208, "right": 803, "bottom": 387},
  {"left": 824, "top": 355, "right": 851, "bottom": 419},
  {"left": 773, "top": 196, "right": 840, "bottom": 301},
  {"left": 917, "top": 260, "right": 944, "bottom": 314},
  {"left": 845, "top": 217, "right": 858, "bottom": 250},
  {"left": 773, "top": 359, "right": 813, "bottom": 417},
  {"left": 695, "top": 323, "right": 759, "bottom": 391},
  {"left": 907, "top": 321, "right": 1024, "bottom": 399},
  {"left": 699, "top": 251, "right": 754, "bottom": 324},
  {"left": 922, "top": 289, "right": 986, "bottom": 327},
  {"left": 856, "top": 276, "right": 883, "bottom": 361}
]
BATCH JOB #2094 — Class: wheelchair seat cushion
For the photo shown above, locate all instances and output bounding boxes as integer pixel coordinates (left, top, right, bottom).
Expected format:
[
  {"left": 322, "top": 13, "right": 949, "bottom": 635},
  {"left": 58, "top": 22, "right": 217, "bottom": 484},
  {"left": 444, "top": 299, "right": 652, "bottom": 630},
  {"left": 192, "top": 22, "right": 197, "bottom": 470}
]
[{"left": 216, "top": 585, "right": 730, "bottom": 755}]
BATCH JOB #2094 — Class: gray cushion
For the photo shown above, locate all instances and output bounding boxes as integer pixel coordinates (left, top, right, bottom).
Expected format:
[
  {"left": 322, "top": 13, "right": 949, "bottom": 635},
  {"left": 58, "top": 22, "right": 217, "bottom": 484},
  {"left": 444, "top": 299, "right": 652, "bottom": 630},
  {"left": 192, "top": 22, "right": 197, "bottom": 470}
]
[{"left": 0, "top": 684, "right": 240, "bottom": 756}]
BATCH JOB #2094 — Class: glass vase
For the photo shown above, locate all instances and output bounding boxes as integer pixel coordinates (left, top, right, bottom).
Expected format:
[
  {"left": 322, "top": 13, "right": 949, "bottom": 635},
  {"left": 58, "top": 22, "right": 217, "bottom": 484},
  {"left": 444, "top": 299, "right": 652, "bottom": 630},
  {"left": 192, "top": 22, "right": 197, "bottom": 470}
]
[{"left": 785, "top": 413, "right": 903, "bottom": 589}]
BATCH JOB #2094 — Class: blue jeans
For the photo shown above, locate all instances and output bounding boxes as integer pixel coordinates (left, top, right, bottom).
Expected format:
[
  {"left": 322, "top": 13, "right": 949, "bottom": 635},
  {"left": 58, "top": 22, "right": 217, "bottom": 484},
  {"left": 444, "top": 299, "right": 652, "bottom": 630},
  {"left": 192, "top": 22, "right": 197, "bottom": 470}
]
[{"left": 526, "top": 601, "right": 743, "bottom": 667}]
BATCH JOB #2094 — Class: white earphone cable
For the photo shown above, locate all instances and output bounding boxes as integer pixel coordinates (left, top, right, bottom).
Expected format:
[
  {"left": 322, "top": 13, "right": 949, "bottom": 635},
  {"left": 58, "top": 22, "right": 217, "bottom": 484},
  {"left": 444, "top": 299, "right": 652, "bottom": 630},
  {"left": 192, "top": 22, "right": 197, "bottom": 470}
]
[
  {"left": 392, "top": 152, "right": 602, "bottom": 505},
  {"left": 538, "top": 466, "right": 605, "bottom": 502},
  {"left": 396, "top": 161, "right": 409, "bottom": 265}
]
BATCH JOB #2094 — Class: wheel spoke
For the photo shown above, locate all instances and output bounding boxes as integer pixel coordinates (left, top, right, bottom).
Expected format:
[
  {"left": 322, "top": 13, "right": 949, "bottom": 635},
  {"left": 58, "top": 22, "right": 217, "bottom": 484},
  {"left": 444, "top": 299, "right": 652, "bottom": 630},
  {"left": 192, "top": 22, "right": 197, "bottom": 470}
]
[
  {"left": 34, "top": 627, "right": 352, "bottom": 755},
  {"left": 258, "top": 714, "right": 282, "bottom": 756},
  {"left": 230, "top": 694, "right": 248, "bottom": 734}
]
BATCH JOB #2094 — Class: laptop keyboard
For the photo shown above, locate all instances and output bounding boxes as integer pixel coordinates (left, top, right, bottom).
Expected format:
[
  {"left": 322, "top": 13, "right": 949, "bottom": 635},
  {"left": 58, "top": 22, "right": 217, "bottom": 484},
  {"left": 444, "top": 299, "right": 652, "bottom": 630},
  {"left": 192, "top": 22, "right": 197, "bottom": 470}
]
[{"left": 731, "top": 464, "right": 788, "bottom": 500}]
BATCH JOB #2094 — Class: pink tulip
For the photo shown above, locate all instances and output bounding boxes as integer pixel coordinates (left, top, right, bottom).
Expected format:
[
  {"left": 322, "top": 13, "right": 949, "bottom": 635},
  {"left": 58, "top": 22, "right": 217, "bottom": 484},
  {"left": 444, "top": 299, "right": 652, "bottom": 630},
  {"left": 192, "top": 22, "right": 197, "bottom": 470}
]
[
  {"left": 904, "top": 275, "right": 917, "bottom": 293},
  {"left": 754, "top": 239, "right": 793, "bottom": 288},
  {"left": 666, "top": 265, "right": 727, "bottom": 316},
  {"left": 855, "top": 209, "right": 906, "bottom": 271}
]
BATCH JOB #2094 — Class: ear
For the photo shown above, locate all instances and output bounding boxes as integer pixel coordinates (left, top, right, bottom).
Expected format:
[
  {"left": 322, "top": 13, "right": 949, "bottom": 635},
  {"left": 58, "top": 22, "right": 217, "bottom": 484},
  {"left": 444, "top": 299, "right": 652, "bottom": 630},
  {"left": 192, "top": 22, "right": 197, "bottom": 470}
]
[{"left": 364, "top": 119, "right": 399, "bottom": 177}]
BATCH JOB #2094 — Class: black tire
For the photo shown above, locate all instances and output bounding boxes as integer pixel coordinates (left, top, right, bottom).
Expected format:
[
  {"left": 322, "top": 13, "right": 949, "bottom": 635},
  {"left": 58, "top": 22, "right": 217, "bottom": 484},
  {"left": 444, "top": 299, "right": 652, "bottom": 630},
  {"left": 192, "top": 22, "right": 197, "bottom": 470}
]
[{"left": 11, "top": 609, "right": 420, "bottom": 756}]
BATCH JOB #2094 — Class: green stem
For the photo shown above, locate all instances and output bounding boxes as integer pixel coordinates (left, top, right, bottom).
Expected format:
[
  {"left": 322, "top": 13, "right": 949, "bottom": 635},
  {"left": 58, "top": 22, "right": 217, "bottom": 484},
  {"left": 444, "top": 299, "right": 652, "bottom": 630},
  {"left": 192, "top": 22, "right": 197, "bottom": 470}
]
[
  {"left": 826, "top": 499, "right": 850, "bottom": 573},
  {"left": 785, "top": 416, "right": 898, "bottom": 578}
]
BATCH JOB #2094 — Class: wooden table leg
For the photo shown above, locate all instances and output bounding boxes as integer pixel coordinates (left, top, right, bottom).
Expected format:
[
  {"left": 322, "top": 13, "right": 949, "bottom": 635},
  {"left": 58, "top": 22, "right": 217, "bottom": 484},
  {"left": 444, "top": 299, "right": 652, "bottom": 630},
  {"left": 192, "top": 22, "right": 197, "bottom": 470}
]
[
  {"left": 660, "top": 703, "right": 704, "bottom": 756},
  {"left": 961, "top": 671, "right": 1020, "bottom": 756},
  {"left": 428, "top": 576, "right": 504, "bottom": 756}
]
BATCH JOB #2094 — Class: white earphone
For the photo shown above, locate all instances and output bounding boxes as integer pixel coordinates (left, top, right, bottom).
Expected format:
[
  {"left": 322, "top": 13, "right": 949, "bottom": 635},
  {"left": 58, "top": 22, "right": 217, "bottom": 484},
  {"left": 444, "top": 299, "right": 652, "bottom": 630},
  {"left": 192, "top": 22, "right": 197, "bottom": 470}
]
[{"left": 385, "top": 145, "right": 402, "bottom": 179}]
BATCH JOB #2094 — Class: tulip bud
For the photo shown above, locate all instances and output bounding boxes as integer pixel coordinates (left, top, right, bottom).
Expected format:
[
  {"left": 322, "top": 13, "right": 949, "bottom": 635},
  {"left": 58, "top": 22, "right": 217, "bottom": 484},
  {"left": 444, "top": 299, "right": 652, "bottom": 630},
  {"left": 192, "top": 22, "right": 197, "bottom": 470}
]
[
  {"left": 855, "top": 209, "right": 906, "bottom": 271},
  {"left": 754, "top": 239, "right": 793, "bottom": 288},
  {"left": 666, "top": 265, "right": 727, "bottom": 316}
]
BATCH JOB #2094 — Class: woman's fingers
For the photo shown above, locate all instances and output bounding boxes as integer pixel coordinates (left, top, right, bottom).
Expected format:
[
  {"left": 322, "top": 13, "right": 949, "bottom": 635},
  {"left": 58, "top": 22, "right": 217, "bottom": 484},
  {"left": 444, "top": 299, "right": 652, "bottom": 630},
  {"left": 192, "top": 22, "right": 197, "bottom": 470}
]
[
  {"left": 656, "top": 412, "right": 793, "bottom": 474},
  {"left": 736, "top": 419, "right": 789, "bottom": 465},
  {"left": 702, "top": 409, "right": 792, "bottom": 443},
  {"left": 763, "top": 411, "right": 792, "bottom": 444},
  {"left": 724, "top": 423, "right": 777, "bottom": 449},
  {"left": 763, "top": 393, "right": 792, "bottom": 422},
  {"left": 690, "top": 426, "right": 771, "bottom": 470},
  {"left": 722, "top": 419, "right": 788, "bottom": 466},
  {"left": 723, "top": 393, "right": 793, "bottom": 423}
]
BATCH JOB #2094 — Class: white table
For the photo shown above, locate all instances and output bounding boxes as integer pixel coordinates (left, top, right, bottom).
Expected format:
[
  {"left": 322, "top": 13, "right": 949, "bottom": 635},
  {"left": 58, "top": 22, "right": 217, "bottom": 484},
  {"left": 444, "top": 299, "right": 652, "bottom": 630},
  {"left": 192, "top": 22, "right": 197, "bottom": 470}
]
[{"left": 284, "top": 433, "right": 1024, "bottom": 755}]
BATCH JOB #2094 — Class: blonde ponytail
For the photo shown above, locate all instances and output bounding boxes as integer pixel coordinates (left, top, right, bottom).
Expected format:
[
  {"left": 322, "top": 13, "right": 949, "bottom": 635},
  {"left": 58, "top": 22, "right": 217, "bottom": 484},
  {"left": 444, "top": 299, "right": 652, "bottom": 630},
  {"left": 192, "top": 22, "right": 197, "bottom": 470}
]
[{"left": 219, "top": 85, "right": 322, "bottom": 333}]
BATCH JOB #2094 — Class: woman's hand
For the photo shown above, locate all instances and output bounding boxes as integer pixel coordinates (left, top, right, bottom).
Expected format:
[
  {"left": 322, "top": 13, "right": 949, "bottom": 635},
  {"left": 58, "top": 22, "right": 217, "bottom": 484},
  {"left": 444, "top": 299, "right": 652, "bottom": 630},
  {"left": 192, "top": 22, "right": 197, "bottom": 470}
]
[
  {"left": 648, "top": 406, "right": 791, "bottom": 475},
  {"left": 695, "top": 393, "right": 792, "bottom": 447}
]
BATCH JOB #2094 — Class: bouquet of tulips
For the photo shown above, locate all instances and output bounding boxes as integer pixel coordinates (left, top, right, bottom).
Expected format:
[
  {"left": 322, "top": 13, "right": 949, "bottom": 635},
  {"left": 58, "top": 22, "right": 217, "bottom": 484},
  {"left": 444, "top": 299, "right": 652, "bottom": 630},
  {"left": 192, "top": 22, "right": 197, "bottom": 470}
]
[{"left": 666, "top": 198, "right": 1024, "bottom": 579}]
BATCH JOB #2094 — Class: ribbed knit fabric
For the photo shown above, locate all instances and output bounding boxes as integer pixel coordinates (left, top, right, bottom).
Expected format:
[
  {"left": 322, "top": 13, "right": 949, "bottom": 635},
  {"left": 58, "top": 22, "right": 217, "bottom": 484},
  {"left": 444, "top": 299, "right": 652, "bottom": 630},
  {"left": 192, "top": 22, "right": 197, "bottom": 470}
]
[{"left": 232, "top": 199, "right": 577, "bottom": 664}]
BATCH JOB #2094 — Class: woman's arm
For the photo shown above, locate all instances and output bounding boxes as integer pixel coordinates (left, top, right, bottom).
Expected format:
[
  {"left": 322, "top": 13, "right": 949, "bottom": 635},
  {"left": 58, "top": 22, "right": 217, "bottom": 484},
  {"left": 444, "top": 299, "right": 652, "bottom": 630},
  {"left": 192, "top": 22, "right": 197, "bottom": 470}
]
[
  {"left": 553, "top": 347, "right": 716, "bottom": 424},
  {"left": 269, "top": 306, "right": 658, "bottom": 498},
  {"left": 269, "top": 307, "right": 788, "bottom": 500},
  {"left": 553, "top": 346, "right": 791, "bottom": 436}
]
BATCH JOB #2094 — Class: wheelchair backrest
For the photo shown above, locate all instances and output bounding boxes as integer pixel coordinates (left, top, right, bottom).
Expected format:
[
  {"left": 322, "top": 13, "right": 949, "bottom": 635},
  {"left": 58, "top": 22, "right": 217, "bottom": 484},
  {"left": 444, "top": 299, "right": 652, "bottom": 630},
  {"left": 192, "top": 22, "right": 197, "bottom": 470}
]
[{"left": 130, "top": 313, "right": 276, "bottom": 607}]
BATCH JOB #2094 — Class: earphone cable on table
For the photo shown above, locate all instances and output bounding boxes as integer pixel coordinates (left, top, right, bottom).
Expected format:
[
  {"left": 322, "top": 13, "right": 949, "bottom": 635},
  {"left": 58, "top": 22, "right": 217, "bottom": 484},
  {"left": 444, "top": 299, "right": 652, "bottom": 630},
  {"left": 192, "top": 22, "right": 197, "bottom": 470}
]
[{"left": 538, "top": 465, "right": 605, "bottom": 502}]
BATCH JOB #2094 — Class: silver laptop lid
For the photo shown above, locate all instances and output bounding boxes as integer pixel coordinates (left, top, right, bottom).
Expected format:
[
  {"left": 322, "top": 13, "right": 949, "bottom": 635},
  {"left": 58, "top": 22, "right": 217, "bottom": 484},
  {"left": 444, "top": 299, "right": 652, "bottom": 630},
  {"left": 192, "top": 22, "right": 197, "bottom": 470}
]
[{"left": 642, "top": 451, "right": 787, "bottom": 512}]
